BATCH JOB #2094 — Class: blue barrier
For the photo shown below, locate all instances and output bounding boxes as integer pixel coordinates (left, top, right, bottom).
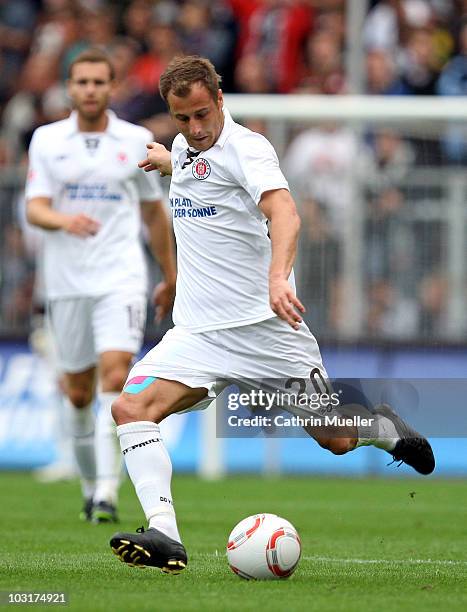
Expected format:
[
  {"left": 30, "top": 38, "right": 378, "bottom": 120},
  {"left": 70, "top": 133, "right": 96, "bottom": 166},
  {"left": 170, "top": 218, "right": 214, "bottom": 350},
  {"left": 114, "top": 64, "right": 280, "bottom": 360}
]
[{"left": 0, "top": 341, "right": 466, "bottom": 474}]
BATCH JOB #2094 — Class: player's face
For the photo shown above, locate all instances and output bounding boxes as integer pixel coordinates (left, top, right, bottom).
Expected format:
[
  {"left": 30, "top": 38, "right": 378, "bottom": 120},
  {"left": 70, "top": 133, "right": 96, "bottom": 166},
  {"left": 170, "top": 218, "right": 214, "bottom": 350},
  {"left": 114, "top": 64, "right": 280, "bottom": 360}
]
[
  {"left": 168, "top": 83, "right": 224, "bottom": 151},
  {"left": 67, "top": 62, "right": 113, "bottom": 121}
]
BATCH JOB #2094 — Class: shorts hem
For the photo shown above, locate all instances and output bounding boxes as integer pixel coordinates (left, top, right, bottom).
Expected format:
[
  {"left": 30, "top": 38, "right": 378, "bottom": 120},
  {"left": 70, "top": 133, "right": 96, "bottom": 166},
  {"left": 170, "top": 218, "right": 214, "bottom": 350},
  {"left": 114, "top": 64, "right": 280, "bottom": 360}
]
[
  {"left": 61, "top": 358, "right": 97, "bottom": 374},
  {"left": 128, "top": 366, "right": 217, "bottom": 398}
]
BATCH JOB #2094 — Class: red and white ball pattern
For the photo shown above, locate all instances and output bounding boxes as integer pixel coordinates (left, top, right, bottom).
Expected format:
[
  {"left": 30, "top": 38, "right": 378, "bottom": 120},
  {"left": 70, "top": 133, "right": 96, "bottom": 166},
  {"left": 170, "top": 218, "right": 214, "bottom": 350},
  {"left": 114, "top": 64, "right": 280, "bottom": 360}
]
[{"left": 227, "top": 513, "right": 301, "bottom": 580}]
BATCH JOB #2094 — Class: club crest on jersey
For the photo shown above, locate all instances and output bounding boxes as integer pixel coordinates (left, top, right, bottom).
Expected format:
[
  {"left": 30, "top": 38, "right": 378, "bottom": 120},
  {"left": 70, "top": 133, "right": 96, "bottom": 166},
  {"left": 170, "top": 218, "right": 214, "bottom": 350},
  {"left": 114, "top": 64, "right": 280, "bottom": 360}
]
[{"left": 192, "top": 158, "right": 211, "bottom": 180}]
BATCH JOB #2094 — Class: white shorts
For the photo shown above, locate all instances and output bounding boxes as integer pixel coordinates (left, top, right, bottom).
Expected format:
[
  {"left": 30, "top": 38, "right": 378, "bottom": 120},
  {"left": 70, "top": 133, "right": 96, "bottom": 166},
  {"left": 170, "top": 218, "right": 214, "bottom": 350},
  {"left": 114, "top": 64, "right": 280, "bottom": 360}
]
[
  {"left": 48, "top": 293, "right": 146, "bottom": 373},
  {"left": 126, "top": 317, "right": 328, "bottom": 411}
]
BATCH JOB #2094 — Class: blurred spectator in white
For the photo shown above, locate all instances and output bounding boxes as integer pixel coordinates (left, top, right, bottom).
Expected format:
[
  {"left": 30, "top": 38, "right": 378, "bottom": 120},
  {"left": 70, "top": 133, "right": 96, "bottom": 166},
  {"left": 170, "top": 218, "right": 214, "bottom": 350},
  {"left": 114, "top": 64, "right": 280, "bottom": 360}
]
[
  {"left": 364, "top": 0, "right": 432, "bottom": 52},
  {"left": 284, "top": 125, "right": 370, "bottom": 333},
  {"left": 437, "top": 19, "right": 467, "bottom": 162},
  {"left": 365, "top": 48, "right": 408, "bottom": 94},
  {"left": 295, "top": 29, "right": 346, "bottom": 94},
  {"left": 284, "top": 124, "right": 367, "bottom": 236}
]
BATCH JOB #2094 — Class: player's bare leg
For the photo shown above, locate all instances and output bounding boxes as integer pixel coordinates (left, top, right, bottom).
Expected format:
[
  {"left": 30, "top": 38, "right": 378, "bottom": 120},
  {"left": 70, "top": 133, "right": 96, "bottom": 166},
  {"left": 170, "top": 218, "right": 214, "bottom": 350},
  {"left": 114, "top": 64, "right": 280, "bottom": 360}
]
[
  {"left": 92, "top": 350, "right": 134, "bottom": 523},
  {"left": 63, "top": 367, "right": 97, "bottom": 520},
  {"left": 304, "top": 403, "right": 435, "bottom": 475},
  {"left": 110, "top": 378, "right": 209, "bottom": 572}
]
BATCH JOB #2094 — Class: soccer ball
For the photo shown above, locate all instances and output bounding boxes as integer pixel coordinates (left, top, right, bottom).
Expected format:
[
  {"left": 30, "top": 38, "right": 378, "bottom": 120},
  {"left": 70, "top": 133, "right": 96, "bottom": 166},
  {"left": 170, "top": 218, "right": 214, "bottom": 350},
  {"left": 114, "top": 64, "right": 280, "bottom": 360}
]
[{"left": 226, "top": 513, "right": 301, "bottom": 580}]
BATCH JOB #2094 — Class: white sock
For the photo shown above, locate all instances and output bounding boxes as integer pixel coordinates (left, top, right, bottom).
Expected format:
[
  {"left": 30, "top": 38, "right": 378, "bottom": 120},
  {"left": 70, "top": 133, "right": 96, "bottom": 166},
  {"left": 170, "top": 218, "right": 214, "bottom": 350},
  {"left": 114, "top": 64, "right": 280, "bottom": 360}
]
[
  {"left": 355, "top": 414, "right": 399, "bottom": 451},
  {"left": 94, "top": 392, "right": 122, "bottom": 505},
  {"left": 117, "top": 421, "right": 181, "bottom": 542},
  {"left": 67, "top": 398, "right": 96, "bottom": 499},
  {"left": 52, "top": 391, "right": 75, "bottom": 471}
]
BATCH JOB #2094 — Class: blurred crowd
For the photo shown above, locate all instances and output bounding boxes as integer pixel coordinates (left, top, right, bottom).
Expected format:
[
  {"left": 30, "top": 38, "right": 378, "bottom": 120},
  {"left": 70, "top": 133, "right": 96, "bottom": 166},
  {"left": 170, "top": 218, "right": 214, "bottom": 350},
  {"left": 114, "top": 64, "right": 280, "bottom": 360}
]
[{"left": 1, "top": 0, "right": 467, "bottom": 341}]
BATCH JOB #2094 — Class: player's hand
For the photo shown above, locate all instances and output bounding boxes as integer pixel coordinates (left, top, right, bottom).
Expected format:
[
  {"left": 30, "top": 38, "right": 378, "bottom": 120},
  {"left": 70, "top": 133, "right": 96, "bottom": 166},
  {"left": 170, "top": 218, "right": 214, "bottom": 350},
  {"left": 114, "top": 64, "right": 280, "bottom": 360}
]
[
  {"left": 138, "top": 142, "right": 172, "bottom": 176},
  {"left": 269, "top": 277, "right": 305, "bottom": 330},
  {"left": 62, "top": 214, "right": 100, "bottom": 237},
  {"left": 152, "top": 280, "right": 176, "bottom": 323}
]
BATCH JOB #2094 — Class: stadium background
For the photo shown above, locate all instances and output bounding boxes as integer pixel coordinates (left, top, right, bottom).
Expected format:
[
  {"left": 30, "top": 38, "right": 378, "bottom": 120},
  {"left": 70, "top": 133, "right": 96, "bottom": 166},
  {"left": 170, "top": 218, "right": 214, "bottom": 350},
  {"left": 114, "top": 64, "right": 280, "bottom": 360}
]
[{"left": 0, "top": 0, "right": 466, "bottom": 476}]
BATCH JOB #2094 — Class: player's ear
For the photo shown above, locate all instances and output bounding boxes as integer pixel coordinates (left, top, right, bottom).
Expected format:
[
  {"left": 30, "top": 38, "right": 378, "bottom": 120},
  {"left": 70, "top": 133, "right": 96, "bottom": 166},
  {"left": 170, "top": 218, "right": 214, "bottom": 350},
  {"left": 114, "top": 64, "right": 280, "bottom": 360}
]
[{"left": 217, "top": 89, "right": 224, "bottom": 109}]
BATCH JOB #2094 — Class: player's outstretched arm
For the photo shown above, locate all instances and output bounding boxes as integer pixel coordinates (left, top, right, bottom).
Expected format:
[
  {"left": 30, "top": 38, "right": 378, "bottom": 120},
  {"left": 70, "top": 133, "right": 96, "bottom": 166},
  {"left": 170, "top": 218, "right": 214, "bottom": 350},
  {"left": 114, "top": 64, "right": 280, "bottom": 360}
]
[
  {"left": 142, "top": 199, "right": 177, "bottom": 322},
  {"left": 138, "top": 142, "right": 173, "bottom": 176},
  {"left": 26, "top": 197, "right": 100, "bottom": 237},
  {"left": 259, "top": 189, "right": 305, "bottom": 330}
]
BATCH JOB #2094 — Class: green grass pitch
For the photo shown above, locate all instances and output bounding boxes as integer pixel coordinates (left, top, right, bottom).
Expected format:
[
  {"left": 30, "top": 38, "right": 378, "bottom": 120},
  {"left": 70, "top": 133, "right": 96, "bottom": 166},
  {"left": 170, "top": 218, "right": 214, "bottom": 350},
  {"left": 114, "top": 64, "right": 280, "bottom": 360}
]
[{"left": 1, "top": 473, "right": 466, "bottom": 611}]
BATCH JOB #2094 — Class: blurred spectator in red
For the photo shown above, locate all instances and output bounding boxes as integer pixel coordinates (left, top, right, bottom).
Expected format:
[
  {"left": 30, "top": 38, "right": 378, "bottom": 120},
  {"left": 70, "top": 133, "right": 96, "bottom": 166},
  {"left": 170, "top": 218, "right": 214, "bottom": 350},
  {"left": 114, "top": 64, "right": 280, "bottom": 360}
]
[
  {"left": 109, "top": 36, "right": 156, "bottom": 124},
  {"left": 228, "top": 0, "right": 261, "bottom": 58},
  {"left": 131, "top": 23, "right": 181, "bottom": 94},
  {"left": 231, "top": 0, "right": 314, "bottom": 93},
  {"left": 296, "top": 29, "right": 346, "bottom": 94},
  {"left": 365, "top": 48, "right": 407, "bottom": 94}
]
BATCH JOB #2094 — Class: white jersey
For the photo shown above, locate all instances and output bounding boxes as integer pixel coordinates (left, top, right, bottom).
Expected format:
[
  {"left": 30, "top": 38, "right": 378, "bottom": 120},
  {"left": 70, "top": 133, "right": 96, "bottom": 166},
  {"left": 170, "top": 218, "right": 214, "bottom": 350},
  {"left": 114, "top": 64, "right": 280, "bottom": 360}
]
[
  {"left": 25, "top": 110, "right": 163, "bottom": 299},
  {"left": 170, "top": 108, "right": 291, "bottom": 333}
]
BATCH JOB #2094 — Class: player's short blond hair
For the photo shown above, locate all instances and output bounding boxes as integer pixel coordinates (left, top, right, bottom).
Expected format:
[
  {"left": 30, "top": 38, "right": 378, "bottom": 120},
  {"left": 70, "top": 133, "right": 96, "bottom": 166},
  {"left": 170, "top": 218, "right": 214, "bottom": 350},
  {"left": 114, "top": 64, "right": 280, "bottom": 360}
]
[
  {"left": 159, "top": 55, "right": 222, "bottom": 105},
  {"left": 68, "top": 48, "right": 115, "bottom": 81}
]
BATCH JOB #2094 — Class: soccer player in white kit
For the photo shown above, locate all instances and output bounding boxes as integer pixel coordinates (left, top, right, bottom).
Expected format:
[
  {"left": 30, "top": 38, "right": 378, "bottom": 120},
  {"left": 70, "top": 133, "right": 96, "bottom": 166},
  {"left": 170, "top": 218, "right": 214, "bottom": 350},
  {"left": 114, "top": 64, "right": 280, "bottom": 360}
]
[
  {"left": 25, "top": 49, "right": 177, "bottom": 524},
  {"left": 109, "top": 56, "right": 434, "bottom": 573}
]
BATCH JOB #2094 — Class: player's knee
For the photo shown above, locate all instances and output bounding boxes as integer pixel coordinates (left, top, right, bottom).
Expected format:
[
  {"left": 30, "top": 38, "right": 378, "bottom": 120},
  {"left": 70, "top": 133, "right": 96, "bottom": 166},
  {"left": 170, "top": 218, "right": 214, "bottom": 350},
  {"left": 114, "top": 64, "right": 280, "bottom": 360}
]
[
  {"left": 319, "top": 437, "right": 353, "bottom": 455},
  {"left": 67, "top": 387, "right": 93, "bottom": 408},
  {"left": 101, "top": 367, "right": 129, "bottom": 393},
  {"left": 111, "top": 394, "right": 156, "bottom": 425},
  {"left": 111, "top": 395, "right": 134, "bottom": 425},
  {"left": 112, "top": 393, "right": 174, "bottom": 426}
]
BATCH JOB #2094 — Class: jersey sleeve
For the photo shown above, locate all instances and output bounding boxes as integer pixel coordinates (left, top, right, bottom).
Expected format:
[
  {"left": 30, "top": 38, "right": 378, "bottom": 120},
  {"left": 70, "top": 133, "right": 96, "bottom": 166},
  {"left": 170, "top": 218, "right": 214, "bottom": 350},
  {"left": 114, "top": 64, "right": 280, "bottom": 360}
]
[
  {"left": 225, "top": 131, "right": 289, "bottom": 205},
  {"left": 135, "top": 131, "right": 164, "bottom": 201},
  {"left": 25, "top": 129, "right": 54, "bottom": 200},
  {"left": 135, "top": 166, "right": 164, "bottom": 201}
]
